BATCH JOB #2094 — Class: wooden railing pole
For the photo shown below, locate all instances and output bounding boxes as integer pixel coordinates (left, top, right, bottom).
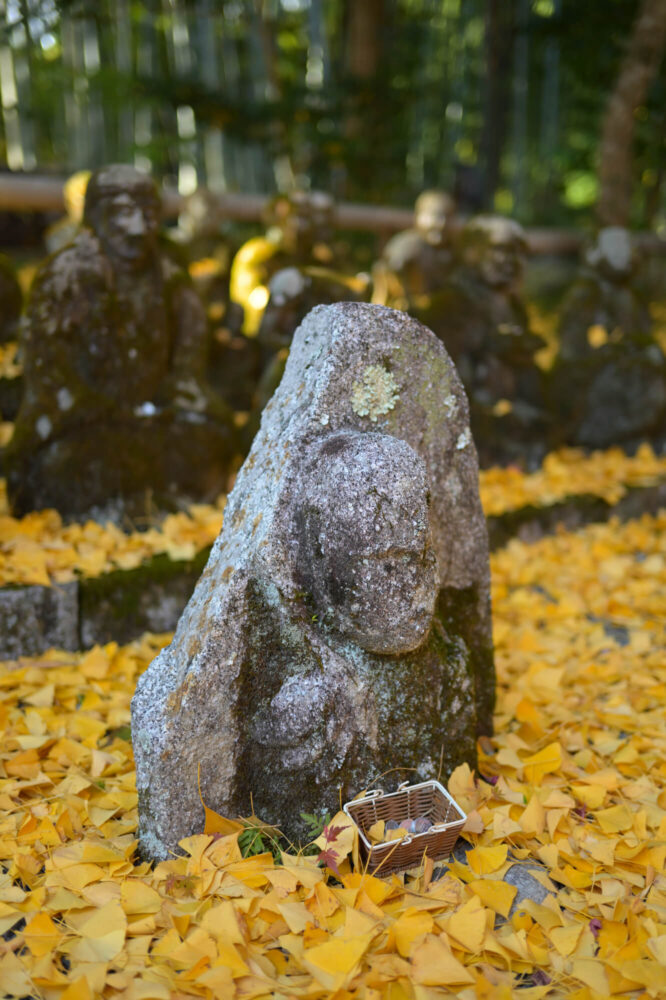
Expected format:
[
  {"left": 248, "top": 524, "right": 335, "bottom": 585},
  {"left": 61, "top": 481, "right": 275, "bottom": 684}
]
[{"left": 0, "top": 174, "right": 664, "bottom": 255}]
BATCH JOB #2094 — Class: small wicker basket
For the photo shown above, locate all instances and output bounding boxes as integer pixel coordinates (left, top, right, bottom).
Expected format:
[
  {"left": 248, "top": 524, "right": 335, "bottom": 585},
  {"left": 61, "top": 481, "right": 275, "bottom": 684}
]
[{"left": 343, "top": 779, "right": 466, "bottom": 877}]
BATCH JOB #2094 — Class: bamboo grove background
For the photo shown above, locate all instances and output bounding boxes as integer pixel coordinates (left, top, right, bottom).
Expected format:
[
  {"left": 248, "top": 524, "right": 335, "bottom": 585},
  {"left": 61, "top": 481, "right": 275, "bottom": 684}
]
[{"left": 0, "top": 0, "right": 664, "bottom": 228}]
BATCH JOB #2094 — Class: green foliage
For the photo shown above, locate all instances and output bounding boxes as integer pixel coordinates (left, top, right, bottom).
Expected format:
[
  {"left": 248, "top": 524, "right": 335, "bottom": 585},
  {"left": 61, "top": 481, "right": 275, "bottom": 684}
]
[
  {"left": 239, "top": 822, "right": 284, "bottom": 861},
  {"left": 0, "top": 0, "right": 663, "bottom": 226},
  {"left": 299, "top": 810, "right": 331, "bottom": 841},
  {"left": 236, "top": 811, "right": 332, "bottom": 861}
]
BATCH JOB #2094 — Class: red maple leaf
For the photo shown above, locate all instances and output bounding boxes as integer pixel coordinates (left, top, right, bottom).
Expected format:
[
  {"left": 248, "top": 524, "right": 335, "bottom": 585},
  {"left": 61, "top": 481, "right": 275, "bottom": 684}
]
[
  {"left": 322, "top": 823, "right": 345, "bottom": 844},
  {"left": 317, "top": 847, "right": 340, "bottom": 875}
]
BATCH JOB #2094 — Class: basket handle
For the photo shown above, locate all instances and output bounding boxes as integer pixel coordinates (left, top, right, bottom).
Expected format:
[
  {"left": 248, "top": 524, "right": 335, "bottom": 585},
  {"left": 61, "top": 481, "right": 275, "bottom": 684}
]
[
  {"left": 357, "top": 788, "right": 384, "bottom": 800},
  {"left": 397, "top": 781, "right": 411, "bottom": 792}
]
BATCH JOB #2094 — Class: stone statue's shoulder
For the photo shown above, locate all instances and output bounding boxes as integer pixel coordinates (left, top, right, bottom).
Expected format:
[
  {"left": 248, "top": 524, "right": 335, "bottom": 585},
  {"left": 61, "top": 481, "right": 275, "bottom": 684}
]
[
  {"left": 31, "top": 229, "right": 108, "bottom": 303},
  {"left": 381, "top": 228, "right": 422, "bottom": 268},
  {"left": 437, "top": 269, "right": 482, "bottom": 310}
]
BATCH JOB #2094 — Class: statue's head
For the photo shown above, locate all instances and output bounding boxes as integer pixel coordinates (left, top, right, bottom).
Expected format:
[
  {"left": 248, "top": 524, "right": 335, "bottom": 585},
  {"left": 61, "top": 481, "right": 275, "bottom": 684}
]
[
  {"left": 414, "top": 190, "right": 455, "bottom": 246},
  {"left": 266, "top": 190, "right": 334, "bottom": 255},
  {"left": 295, "top": 430, "right": 439, "bottom": 655},
  {"left": 460, "top": 214, "right": 527, "bottom": 290},
  {"left": 585, "top": 226, "right": 637, "bottom": 281},
  {"left": 178, "top": 187, "right": 225, "bottom": 241},
  {"left": 84, "top": 165, "right": 161, "bottom": 266}
]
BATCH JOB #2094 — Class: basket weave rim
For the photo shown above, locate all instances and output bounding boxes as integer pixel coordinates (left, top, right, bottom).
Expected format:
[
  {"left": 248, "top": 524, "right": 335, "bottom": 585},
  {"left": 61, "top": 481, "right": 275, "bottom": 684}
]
[{"left": 343, "top": 779, "right": 467, "bottom": 852}]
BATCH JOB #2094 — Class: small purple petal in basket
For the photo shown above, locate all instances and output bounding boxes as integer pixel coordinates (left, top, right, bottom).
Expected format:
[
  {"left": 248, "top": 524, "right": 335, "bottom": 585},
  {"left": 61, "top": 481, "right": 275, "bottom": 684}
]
[
  {"left": 385, "top": 819, "right": 403, "bottom": 831},
  {"left": 412, "top": 816, "right": 432, "bottom": 834}
]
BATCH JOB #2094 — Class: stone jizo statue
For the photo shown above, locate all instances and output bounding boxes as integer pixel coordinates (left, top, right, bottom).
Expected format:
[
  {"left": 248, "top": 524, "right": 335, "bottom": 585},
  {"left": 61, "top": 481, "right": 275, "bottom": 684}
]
[
  {"left": 552, "top": 227, "right": 665, "bottom": 449},
  {"left": 416, "top": 215, "right": 547, "bottom": 466},
  {"left": 6, "top": 164, "right": 235, "bottom": 518},
  {"left": 558, "top": 226, "right": 652, "bottom": 362},
  {"left": 433, "top": 214, "right": 537, "bottom": 371},
  {"left": 293, "top": 431, "right": 438, "bottom": 654},
  {"left": 132, "top": 302, "right": 494, "bottom": 859},
  {"left": 229, "top": 189, "right": 337, "bottom": 337},
  {"left": 373, "top": 189, "right": 456, "bottom": 307},
  {"left": 246, "top": 263, "right": 371, "bottom": 441}
]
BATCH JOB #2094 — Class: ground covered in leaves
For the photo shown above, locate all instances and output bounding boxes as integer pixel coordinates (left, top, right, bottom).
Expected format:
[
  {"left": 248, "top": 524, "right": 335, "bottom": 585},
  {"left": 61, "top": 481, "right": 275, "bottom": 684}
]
[
  {"left": 1, "top": 445, "right": 666, "bottom": 587},
  {"left": 1, "top": 498, "right": 665, "bottom": 998}
]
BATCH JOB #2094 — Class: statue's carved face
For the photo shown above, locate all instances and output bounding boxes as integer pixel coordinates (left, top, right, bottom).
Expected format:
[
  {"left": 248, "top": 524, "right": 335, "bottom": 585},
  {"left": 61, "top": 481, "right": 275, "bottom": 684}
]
[
  {"left": 415, "top": 191, "right": 454, "bottom": 246},
  {"left": 328, "top": 503, "right": 438, "bottom": 654},
  {"left": 296, "top": 432, "right": 439, "bottom": 655},
  {"left": 585, "top": 227, "right": 636, "bottom": 281},
  {"left": 91, "top": 190, "right": 160, "bottom": 266},
  {"left": 461, "top": 216, "right": 526, "bottom": 290},
  {"left": 477, "top": 239, "right": 523, "bottom": 289}
]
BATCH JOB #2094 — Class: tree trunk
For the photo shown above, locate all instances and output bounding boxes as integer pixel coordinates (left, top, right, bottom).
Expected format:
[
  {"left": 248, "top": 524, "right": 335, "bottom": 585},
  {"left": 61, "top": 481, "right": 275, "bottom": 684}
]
[
  {"left": 478, "top": 0, "right": 514, "bottom": 210},
  {"left": 341, "top": 0, "right": 386, "bottom": 198},
  {"left": 511, "top": 0, "right": 529, "bottom": 220},
  {"left": 344, "top": 0, "right": 385, "bottom": 80},
  {"left": 597, "top": 0, "right": 666, "bottom": 227}
]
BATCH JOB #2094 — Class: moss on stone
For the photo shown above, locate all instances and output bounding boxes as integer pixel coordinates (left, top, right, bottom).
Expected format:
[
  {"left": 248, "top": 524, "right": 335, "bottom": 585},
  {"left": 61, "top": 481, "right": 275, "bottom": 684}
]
[{"left": 79, "top": 547, "right": 212, "bottom": 646}]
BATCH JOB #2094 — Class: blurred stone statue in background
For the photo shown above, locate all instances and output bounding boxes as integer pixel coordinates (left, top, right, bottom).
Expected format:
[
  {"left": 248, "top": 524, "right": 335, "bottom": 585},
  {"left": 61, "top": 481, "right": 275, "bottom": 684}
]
[
  {"left": 552, "top": 226, "right": 666, "bottom": 450},
  {"left": 229, "top": 189, "right": 337, "bottom": 337},
  {"left": 6, "top": 163, "right": 235, "bottom": 519},
  {"left": 372, "top": 189, "right": 456, "bottom": 308},
  {"left": 169, "top": 188, "right": 250, "bottom": 410},
  {"left": 248, "top": 264, "right": 371, "bottom": 436},
  {"left": 558, "top": 227, "right": 652, "bottom": 361},
  {"left": 220, "top": 189, "right": 338, "bottom": 411},
  {"left": 419, "top": 215, "right": 547, "bottom": 466}
]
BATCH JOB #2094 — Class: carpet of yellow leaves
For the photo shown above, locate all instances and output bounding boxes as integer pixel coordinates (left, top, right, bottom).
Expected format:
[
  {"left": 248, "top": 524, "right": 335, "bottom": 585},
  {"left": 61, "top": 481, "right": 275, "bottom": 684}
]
[
  {"left": 0, "top": 488, "right": 226, "bottom": 587},
  {"left": 480, "top": 444, "right": 666, "bottom": 517},
  {"left": 1, "top": 510, "right": 665, "bottom": 997},
  {"left": 1, "top": 445, "right": 665, "bottom": 587}
]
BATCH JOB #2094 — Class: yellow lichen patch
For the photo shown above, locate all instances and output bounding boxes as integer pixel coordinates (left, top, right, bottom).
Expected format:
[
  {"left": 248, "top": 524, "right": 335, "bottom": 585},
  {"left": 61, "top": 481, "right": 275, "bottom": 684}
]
[
  {"left": 0, "top": 510, "right": 665, "bottom": 995},
  {"left": 351, "top": 364, "right": 400, "bottom": 422}
]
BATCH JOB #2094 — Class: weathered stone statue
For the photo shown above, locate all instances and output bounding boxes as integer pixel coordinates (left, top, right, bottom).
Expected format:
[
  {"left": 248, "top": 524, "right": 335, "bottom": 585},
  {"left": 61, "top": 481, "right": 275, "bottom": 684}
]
[
  {"left": 0, "top": 253, "right": 22, "bottom": 344},
  {"left": 132, "top": 301, "right": 494, "bottom": 859},
  {"left": 558, "top": 227, "right": 652, "bottom": 361},
  {"left": 418, "top": 215, "right": 547, "bottom": 465},
  {"left": 6, "top": 164, "right": 235, "bottom": 518},
  {"left": 249, "top": 264, "right": 371, "bottom": 424},
  {"left": 552, "top": 227, "right": 665, "bottom": 449},
  {"left": 372, "top": 190, "right": 456, "bottom": 308},
  {"left": 171, "top": 187, "right": 230, "bottom": 261},
  {"left": 229, "top": 189, "right": 337, "bottom": 337}
]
